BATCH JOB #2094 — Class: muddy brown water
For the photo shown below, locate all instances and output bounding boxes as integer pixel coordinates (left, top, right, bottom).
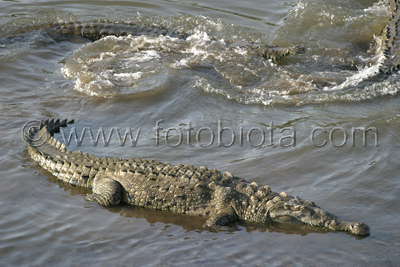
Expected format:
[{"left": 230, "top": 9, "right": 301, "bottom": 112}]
[{"left": 1, "top": 0, "right": 399, "bottom": 266}]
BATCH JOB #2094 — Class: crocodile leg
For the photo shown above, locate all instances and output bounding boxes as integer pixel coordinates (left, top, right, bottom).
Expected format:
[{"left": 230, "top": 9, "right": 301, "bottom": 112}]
[
  {"left": 206, "top": 207, "right": 238, "bottom": 227},
  {"left": 85, "top": 176, "right": 122, "bottom": 206},
  {"left": 206, "top": 187, "right": 238, "bottom": 226}
]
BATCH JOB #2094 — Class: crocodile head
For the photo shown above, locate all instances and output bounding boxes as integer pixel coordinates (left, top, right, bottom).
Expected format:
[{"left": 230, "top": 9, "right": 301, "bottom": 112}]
[
  {"left": 267, "top": 195, "right": 370, "bottom": 235},
  {"left": 261, "top": 45, "right": 307, "bottom": 61},
  {"left": 289, "top": 45, "right": 306, "bottom": 55}
]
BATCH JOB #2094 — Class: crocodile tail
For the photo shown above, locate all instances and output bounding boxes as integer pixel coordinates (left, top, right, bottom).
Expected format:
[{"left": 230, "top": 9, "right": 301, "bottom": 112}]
[{"left": 25, "top": 118, "right": 98, "bottom": 188}]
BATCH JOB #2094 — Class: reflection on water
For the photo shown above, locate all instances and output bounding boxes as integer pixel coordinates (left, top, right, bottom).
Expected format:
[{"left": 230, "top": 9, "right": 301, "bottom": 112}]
[{"left": 1, "top": 0, "right": 400, "bottom": 266}]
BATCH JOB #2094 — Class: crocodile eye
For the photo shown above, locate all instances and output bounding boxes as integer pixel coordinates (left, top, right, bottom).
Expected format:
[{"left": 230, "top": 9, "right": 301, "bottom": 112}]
[
  {"left": 304, "top": 200, "right": 316, "bottom": 207},
  {"left": 283, "top": 202, "right": 303, "bottom": 211}
]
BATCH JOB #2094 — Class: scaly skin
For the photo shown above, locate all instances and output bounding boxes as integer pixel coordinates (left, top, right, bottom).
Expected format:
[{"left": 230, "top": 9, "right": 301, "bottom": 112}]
[
  {"left": 380, "top": 0, "right": 400, "bottom": 73},
  {"left": 6, "top": 20, "right": 306, "bottom": 61},
  {"left": 23, "top": 119, "right": 370, "bottom": 235}
]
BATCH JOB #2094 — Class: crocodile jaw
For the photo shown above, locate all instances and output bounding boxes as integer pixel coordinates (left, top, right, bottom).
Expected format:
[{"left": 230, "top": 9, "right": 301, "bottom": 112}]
[{"left": 268, "top": 197, "right": 370, "bottom": 235}]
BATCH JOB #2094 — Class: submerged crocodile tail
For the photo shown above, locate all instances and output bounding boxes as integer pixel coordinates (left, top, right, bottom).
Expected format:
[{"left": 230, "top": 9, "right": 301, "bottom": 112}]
[{"left": 380, "top": 0, "right": 400, "bottom": 73}]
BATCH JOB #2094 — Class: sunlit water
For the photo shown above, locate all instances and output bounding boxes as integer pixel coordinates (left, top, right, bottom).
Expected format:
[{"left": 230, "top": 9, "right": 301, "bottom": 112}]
[{"left": 1, "top": 0, "right": 400, "bottom": 266}]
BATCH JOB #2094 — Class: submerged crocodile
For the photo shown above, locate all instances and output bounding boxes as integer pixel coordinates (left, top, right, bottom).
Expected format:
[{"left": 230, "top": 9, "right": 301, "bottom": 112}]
[
  {"left": 6, "top": 20, "right": 306, "bottom": 62},
  {"left": 380, "top": 0, "right": 400, "bottom": 73},
  {"left": 2, "top": 0, "right": 400, "bottom": 70},
  {"left": 23, "top": 119, "right": 370, "bottom": 235}
]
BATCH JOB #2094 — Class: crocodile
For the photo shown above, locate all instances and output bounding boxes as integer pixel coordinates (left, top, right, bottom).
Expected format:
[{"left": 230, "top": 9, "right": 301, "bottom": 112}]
[
  {"left": 6, "top": 20, "right": 306, "bottom": 61},
  {"left": 380, "top": 0, "right": 400, "bottom": 73},
  {"left": 23, "top": 119, "right": 370, "bottom": 235}
]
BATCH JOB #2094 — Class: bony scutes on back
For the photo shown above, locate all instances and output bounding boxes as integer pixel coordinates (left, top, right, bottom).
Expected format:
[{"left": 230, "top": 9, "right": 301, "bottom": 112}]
[{"left": 23, "top": 119, "right": 370, "bottom": 236}]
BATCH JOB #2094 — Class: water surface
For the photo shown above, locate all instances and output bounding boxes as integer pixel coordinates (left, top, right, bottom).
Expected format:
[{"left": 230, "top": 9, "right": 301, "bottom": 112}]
[{"left": 1, "top": 0, "right": 399, "bottom": 266}]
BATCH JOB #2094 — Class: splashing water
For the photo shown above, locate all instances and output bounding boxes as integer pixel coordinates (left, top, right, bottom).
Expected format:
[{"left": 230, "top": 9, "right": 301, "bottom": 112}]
[{"left": 61, "top": 1, "right": 399, "bottom": 105}]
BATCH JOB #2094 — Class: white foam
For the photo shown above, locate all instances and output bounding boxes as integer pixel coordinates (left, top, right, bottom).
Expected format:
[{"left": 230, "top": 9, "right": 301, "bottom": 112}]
[
  {"left": 329, "top": 65, "right": 380, "bottom": 91},
  {"left": 58, "top": 12, "right": 399, "bottom": 105},
  {"left": 114, "top": 72, "right": 143, "bottom": 79}
]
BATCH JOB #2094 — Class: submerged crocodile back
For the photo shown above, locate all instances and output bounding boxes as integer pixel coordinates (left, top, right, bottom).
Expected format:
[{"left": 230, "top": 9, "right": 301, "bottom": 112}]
[
  {"left": 380, "top": 0, "right": 400, "bottom": 73},
  {"left": 12, "top": 20, "right": 190, "bottom": 41},
  {"left": 3, "top": 19, "right": 306, "bottom": 61}
]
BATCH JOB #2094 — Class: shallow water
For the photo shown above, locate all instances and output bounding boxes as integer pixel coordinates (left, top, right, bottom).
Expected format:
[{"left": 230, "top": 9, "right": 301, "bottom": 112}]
[{"left": 1, "top": 0, "right": 400, "bottom": 266}]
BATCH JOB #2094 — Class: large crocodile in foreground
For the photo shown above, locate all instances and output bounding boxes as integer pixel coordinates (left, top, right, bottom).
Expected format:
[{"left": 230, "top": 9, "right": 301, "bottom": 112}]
[{"left": 23, "top": 119, "right": 370, "bottom": 235}]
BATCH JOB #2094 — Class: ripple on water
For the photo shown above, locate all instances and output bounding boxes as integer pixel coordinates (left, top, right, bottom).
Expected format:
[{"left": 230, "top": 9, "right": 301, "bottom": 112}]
[
  {"left": 59, "top": 1, "right": 395, "bottom": 106},
  {"left": 1, "top": 1, "right": 400, "bottom": 266}
]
